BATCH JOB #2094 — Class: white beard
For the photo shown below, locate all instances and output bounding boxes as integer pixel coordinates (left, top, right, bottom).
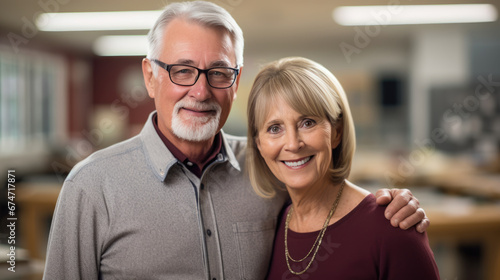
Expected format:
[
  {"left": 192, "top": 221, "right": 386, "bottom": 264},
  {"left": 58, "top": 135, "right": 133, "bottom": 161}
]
[{"left": 171, "top": 99, "right": 222, "bottom": 142}]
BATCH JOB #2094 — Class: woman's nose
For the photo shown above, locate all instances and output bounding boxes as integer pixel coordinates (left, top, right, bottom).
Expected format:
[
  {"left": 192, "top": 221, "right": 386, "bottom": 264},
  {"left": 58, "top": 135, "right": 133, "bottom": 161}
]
[{"left": 284, "top": 130, "right": 303, "bottom": 152}]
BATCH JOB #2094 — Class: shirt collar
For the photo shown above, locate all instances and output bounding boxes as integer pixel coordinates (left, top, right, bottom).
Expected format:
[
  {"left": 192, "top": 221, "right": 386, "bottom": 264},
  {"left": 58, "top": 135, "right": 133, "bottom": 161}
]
[
  {"left": 140, "top": 111, "right": 239, "bottom": 181},
  {"left": 152, "top": 113, "right": 223, "bottom": 177}
]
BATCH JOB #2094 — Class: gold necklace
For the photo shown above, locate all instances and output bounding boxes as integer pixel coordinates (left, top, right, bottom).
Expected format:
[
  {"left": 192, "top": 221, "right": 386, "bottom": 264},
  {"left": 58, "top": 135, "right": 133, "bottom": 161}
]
[{"left": 284, "top": 180, "right": 345, "bottom": 275}]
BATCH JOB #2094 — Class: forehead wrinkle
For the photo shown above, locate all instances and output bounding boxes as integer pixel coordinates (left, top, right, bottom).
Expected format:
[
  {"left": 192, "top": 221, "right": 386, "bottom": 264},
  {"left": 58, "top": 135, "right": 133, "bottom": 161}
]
[
  {"left": 210, "top": 60, "right": 232, "bottom": 68},
  {"left": 172, "top": 59, "right": 231, "bottom": 68},
  {"left": 175, "top": 58, "right": 196, "bottom": 65},
  {"left": 190, "top": 26, "right": 235, "bottom": 68}
]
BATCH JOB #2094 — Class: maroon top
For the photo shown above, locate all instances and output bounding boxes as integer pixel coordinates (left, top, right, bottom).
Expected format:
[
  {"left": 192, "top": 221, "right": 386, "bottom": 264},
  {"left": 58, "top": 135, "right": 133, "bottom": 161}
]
[
  {"left": 266, "top": 194, "right": 440, "bottom": 279},
  {"left": 152, "top": 113, "right": 222, "bottom": 178}
]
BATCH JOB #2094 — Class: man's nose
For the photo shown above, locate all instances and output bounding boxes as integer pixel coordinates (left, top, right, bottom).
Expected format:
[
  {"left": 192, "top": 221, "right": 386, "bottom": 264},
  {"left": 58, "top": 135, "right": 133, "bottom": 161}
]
[{"left": 188, "top": 72, "right": 212, "bottom": 101}]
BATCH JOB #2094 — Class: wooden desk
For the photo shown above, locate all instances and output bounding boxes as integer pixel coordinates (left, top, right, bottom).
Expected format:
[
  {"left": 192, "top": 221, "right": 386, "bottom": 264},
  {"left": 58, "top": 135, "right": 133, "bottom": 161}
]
[
  {"left": 16, "top": 183, "right": 61, "bottom": 260},
  {"left": 426, "top": 204, "right": 500, "bottom": 280},
  {"left": 428, "top": 173, "right": 500, "bottom": 199}
]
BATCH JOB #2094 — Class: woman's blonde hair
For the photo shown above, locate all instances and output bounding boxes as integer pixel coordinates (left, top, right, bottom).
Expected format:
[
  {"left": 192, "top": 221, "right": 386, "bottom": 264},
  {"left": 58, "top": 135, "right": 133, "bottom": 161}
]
[{"left": 246, "top": 57, "right": 356, "bottom": 198}]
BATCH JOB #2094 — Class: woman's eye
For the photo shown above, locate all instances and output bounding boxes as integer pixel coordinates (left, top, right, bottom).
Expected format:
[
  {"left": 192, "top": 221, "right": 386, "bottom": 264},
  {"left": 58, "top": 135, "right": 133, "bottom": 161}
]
[
  {"left": 302, "top": 119, "right": 316, "bottom": 128},
  {"left": 267, "top": 125, "right": 281, "bottom": 134}
]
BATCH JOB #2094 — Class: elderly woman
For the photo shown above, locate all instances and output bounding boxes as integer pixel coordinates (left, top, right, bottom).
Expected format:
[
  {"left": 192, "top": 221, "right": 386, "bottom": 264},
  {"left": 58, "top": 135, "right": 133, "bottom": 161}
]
[{"left": 246, "top": 57, "right": 439, "bottom": 279}]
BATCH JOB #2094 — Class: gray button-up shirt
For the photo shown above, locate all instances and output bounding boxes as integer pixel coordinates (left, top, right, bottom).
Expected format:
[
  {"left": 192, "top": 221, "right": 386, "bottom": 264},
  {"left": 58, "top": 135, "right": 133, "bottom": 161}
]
[{"left": 44, "top": 111, "right": 287, "bottom": 280}]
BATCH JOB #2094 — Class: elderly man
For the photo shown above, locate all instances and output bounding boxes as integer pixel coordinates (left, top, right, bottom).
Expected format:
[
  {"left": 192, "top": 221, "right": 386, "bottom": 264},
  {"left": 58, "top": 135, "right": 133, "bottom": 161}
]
[{"left": 43, "top": 1, "right": 428, "bottom": 279}]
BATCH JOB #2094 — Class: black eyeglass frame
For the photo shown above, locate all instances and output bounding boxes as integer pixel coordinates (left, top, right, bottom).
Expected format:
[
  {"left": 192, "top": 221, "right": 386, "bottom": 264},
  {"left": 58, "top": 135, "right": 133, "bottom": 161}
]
[{"left": 151, "top": 59, "right": 240, "bottom": 89}]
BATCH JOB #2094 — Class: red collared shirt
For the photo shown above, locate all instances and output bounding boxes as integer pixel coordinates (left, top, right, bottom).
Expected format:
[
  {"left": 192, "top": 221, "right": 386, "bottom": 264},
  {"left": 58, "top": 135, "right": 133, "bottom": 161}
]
[{"left": 152, "top": 113, "right": 222, "bottom": 178}]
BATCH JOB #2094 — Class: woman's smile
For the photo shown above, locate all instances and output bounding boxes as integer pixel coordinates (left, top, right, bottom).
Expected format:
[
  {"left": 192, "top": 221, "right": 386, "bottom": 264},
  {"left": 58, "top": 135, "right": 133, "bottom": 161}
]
[{"left": 282, "top": 156, "right": 313, "bottom": 168}]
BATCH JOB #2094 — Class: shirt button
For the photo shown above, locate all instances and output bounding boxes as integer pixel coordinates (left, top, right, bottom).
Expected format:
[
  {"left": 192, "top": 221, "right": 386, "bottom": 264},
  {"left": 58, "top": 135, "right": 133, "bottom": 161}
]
[
  {"left": 217, "top": 153, "right": 223, "bottom": 161},
  {"left": 207, "top": 229, "right": 212, "bottom": 236},
  {"left": 186, "top": 161, "right": 193, "bottom": 166}
]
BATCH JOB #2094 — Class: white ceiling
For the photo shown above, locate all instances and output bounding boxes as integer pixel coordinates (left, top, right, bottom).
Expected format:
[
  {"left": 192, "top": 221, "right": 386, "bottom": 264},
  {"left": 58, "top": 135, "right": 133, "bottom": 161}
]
[{"left": 0, "top": 0, "right": 499, "bottom": 55}]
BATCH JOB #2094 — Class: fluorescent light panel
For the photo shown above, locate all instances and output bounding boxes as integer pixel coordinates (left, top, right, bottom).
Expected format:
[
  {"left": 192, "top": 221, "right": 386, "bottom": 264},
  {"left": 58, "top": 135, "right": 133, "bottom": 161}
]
[
  {"left": 93, "top": 35, "right": 148, "bottom": 56},
  {"left": 37, "top": 10, "right": 162, "bottom": 31},
  {"left": 333, "top": 4, "right": 498, "bottom": 26}
]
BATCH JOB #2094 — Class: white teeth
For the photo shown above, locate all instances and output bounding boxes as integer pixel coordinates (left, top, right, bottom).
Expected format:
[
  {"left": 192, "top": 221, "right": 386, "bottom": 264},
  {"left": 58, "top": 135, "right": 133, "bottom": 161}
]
[{"left": 284, "top": 156, "right": 311, "bottom": 167}]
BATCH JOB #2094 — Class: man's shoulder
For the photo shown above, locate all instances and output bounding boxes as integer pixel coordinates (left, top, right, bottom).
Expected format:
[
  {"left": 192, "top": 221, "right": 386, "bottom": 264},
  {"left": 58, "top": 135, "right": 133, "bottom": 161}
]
[
  {"left": 223, "top": 133, "right": 247, "bottom": 144},
  {"left": 67, "top": 135, "right": 143, "bottom": 180},
  {"left": 222, "top": 133, "right": 247, "bottom": 153}
]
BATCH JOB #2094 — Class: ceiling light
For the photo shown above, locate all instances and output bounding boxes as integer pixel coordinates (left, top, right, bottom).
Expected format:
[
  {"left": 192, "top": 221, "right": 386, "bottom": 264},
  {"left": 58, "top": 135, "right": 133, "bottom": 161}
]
[
  {"left": 93, "top": 35, "right": 148, "bottom": 56},
  {"left": 333, "top": 4, "right": 497, "bottom": 26},
  {"left": 37, "top": 10, "right": 162, "bottom": 31}
]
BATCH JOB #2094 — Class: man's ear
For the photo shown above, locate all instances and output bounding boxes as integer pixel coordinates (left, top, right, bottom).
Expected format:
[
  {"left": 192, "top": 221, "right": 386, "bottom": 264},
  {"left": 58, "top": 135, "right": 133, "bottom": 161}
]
[
  {"left": 331, "top": 120, "right": 343, "bottom": 149},
  {"left": 142, "top": 58, "right": 156, "bottom": 98}
]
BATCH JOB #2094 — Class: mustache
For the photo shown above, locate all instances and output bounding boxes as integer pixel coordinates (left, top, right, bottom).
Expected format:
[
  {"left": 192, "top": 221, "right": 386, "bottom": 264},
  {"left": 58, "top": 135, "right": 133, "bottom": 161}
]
[{"left": 174, "top": 99, "right": 221, "bottom": 114}]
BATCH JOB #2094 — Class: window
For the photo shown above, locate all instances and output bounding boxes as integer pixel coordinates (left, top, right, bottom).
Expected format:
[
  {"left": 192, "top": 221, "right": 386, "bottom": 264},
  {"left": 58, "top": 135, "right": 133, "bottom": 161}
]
[{"left": 0, "top": 45, "right": 67, "bottom": 156}]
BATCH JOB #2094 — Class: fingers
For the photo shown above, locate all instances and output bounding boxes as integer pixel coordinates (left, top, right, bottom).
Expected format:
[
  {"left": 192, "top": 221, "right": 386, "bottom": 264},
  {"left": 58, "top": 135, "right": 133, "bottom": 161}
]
[
  {"left": 416, "top": 215, "right": 431, "bottom": 233},
  {"left": 396, "top": 207, "right": 426, "bottom": 230},
  {"left": 374, "top": 188, "right": 392, "bottom": 206},
  {"left": 389, "top": 197, "right": 419, "bottom": 227},
  {"left": 384, "top": 189, "right": 414, "bottom": 220},
  {"left": 376, "top": 188, "right": 430, "bottom": 232}
]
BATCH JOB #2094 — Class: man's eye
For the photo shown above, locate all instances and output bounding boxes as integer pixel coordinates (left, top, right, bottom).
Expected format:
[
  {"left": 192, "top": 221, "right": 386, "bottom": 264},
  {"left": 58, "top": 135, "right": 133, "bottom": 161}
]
[
  {"left": 209, "top": 69, "right": 232, "bottom": 78},
  {"left": 211, "top": 71, "right": 223, "bottom": 76},
  {"left": 176, "top": 68, "right": 194, "bottom": 74}
]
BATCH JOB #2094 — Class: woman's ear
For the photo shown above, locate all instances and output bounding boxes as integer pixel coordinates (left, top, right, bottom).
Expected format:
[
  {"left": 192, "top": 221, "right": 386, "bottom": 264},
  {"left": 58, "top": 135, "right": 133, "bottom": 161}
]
[{"left": 331, "top": 120, "right": 343, "bottom": 149}]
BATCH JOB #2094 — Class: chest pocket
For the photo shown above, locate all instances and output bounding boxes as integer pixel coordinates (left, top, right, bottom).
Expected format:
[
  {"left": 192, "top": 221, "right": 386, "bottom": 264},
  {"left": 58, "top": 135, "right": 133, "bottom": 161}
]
[{"left": 233, "top": 218, "right": 277, "bottom": 280}]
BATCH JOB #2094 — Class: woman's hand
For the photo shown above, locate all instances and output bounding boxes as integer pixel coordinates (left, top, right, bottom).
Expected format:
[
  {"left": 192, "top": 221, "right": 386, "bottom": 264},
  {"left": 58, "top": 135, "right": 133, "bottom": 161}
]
[{"left": 375, "top": 188, "right": 430, "bottom": 233}]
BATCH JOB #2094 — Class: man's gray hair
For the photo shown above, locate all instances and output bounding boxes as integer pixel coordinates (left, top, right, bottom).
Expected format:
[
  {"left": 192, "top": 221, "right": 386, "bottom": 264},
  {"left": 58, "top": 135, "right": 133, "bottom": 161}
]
[{"left": 147, "top": 1, "right": 244, "bottom": 71}]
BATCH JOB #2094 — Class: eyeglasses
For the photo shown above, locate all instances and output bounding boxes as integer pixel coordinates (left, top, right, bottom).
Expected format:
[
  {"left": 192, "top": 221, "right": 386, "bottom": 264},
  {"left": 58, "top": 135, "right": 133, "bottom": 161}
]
[{"left": 151, "top": 59, "right": 240, "bottom": 89}]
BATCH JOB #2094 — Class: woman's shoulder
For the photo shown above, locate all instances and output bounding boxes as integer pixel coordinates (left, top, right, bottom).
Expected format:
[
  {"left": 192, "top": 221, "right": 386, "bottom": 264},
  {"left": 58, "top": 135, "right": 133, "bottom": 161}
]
[
  {"left": 336, "top": 183, "right": 439, "bottom": 279},
  {"left": 349, "top": 189, "right": 428, "bottom": 245},
  {"left": 334, "top": 182, "right": 380, "bottom": 223},
  {"left": 339, "top": 184, "right": 419, "bottom": 235}
]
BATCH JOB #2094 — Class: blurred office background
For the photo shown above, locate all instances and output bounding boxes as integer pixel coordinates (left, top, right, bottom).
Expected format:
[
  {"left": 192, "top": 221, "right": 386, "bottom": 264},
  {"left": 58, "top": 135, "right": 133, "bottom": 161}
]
[{"left": 0, "top": 0, "right": 499, "bottom": 279}]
